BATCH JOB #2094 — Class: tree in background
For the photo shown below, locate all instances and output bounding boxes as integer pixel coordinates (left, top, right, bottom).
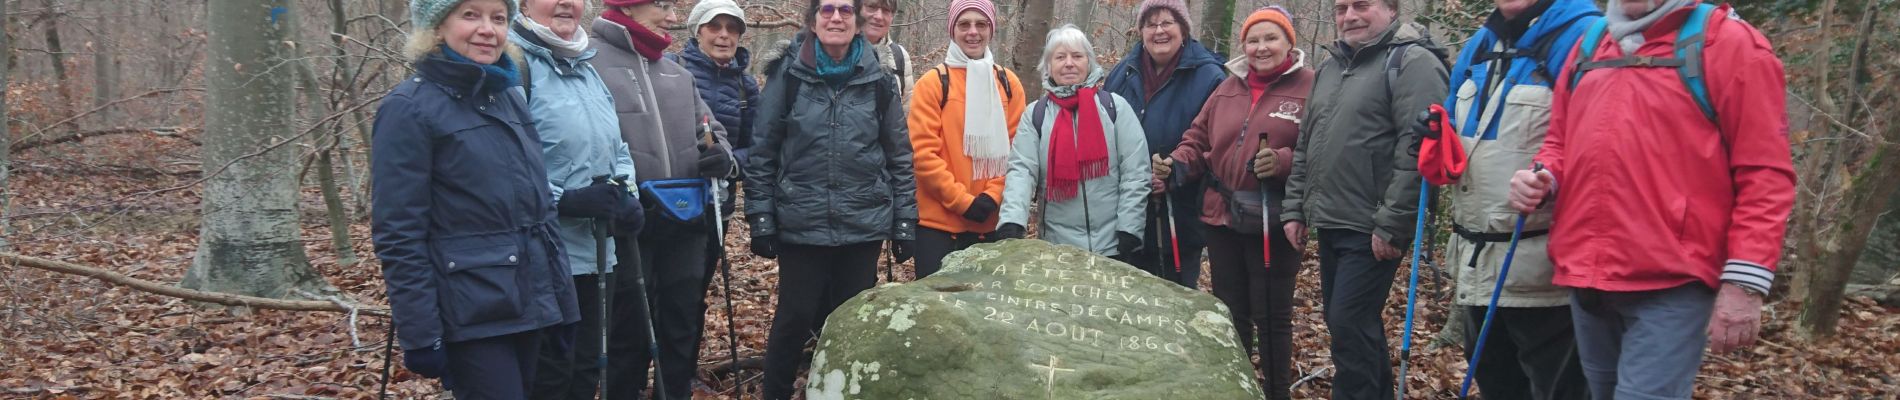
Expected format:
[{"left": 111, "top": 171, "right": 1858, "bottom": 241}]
[{"left": 180, "top": 0, "right": 329, "bottom": 300}]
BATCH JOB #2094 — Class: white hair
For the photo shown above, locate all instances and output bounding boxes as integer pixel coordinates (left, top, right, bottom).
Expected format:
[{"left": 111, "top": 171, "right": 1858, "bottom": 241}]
[{"left": 1037, "top": 24, "right": 1099, "bottom": 78}]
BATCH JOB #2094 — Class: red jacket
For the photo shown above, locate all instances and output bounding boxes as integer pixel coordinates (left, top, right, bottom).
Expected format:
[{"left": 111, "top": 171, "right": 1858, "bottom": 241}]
[
  {"left": 1170, "top": 52, "right": 1314, "bottom": 231},
  {"left": 1538, "top": 3, "right": 1794, "bottom": 293}
]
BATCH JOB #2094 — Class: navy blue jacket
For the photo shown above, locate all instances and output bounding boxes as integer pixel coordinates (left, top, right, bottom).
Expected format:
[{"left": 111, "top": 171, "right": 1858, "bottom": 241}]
[
  {"left": 370, "top": 53, "right": 581, "bottom": 351},
  {"left": 1103, "top": 39, "right": 1228, "bottom": 248},
  {"left": 670, "top": 40, "right": 761, "bottom": 153}
]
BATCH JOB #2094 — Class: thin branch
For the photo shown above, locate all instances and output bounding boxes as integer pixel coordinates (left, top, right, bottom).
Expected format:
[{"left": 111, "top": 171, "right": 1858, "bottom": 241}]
[
  {"left": 14, "top": 88, "right": 204, "bottom": 145},
  {"left": 1787, "top": 91, "right": 1877, "bottom": 141},
  {"left": 1, "top": 253, "right": 388, "bottom": 316},
  {"left": 10, "top": 127, "right": 194, "bottom": 152}
]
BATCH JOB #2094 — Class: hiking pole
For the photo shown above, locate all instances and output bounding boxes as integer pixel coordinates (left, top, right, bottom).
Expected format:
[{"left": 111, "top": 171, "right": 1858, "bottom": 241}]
[
  {"left": 1396, "top": 178, "right": 1433, "bottom": 399},
  {"left": 1257, "top": 133, "right": 1275, "bottom": 272},
  {"left": 1459, "top": 163, "right": 1544, "bottom": 399},
  {"left": 701, "top": 117, "right": 744, "bottom": 399},
  {"left": 378, "top": 321, "right": 394, "bottom": 400},
  {"left": 592, "top": 175, "right": 615, "bottom": 400},
  {"left": 1161, "top": 195, "right": 1182, "bottom": 274}
]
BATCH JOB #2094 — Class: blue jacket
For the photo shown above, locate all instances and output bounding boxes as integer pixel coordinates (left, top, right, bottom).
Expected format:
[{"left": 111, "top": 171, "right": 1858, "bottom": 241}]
[
  {"left": 511, "top": 25, "right": 638, "bottom": 276},
  {"left": 370, "top": 52, "right": 582, "bottom": 352},
  {"left": 1441, "top": 0, "right": 1600, "bottom": 308},
  {"left": 1103, "top": 39, "right": 1227, "bottom": 248},
  {"left": 670, "top": 40, "right": 761, "bottom": 154}
]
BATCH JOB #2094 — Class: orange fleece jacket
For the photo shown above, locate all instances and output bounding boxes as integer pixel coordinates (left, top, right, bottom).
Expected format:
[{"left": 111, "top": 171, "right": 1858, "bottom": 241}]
[{"left": 908, "top": 65, "right": 1027, "bottom": 234}]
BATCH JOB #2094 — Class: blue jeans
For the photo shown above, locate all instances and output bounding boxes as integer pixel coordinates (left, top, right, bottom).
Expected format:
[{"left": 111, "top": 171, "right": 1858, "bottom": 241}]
[{"left": 1570, "top": 284, "right": 1716, "bottom": 400}]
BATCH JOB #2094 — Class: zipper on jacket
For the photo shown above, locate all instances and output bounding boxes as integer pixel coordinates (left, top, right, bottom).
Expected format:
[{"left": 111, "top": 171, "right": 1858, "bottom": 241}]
[{"left": 636, "top": 58, "right": 673, "bottom": 177}]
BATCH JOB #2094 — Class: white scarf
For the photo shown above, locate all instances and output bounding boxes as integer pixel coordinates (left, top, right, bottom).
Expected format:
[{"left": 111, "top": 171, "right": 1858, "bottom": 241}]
[
  {"left": 516, "top": 15, "right": 591, "bottom": 59},
  {"left": 943, "top": 45, "right": 1010, "bottom": 180},
  {"left": 1605, "top": 0, "right": 1698, "bottom": 53}
]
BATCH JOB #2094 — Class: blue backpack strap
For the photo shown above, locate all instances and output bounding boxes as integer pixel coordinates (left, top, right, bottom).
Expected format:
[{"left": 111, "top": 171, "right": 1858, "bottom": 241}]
[
  {"left": 1568, "top": 19, "right": 1609, "bottom": 90},
  {"left": 1675, "top": 3, "right": 1717, "bottom": 121}
]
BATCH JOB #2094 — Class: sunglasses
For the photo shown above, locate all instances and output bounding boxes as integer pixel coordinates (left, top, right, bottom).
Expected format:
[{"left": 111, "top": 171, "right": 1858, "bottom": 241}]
[{"left": 819, "top": 4, "right": 855, "bottom": 17}]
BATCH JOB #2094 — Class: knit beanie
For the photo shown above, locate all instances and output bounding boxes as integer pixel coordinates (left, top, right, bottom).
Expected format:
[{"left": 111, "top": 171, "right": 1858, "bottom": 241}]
[
  {"left": 411, "top": 0, "right": 518, "bottom": 30},
  {"left": 1136, "top": 0, "right": 1193, "bottom": 40},
  {"left": 1241, "top": 6, "right": 1297, "bottom": 47},
  {"left": 602, "top": 0, "right": 653, "bottom": 7},
  {"left": 687, "top": 0, "right": 747, "bottom": 34},
  {"left": 947, "top": 0, "right": 998, "bottom": 35}
]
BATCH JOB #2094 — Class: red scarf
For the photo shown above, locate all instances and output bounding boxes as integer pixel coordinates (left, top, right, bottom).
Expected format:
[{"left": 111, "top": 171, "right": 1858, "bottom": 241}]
[
  {"left": 1045, "top": 88, "right": 1112, "bottom": 202},
  {"left": 602, "top": 8, "right": 672, "bottom": 61},
  {"left": 1248, "top": 56, "right": 1295, "bottom": 107}
]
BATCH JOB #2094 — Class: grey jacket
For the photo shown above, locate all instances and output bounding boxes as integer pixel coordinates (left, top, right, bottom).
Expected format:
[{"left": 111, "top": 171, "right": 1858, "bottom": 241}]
[
  {"left": 588, "top": 18, "right": 732, "bottom": 183},
  {"left": 1283, "top": 23, "right": 1448, "bottom": 247},
  {"left": 744, "top": 34, "right": 917, "bottom": 246},
  {"left": 998, "top": 92, "right": 1151, "bottom": 256},
  {"left": 510, "top": 25, "right": 635, "bottom": 276}
]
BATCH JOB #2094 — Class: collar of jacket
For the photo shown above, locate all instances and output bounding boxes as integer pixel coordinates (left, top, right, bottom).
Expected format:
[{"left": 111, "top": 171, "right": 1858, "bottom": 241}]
[
  {"left": 509, "top": 22, "right": 595, "bottom": 76},
  {"left": 590, "top": 18, "right": 642, "bottom": 60},
  {"left": 1325, "top": 21, "right": 1429, "bottom": 65},
  {"left": 415, "top": 51, "right": 518, "bottom": 98},
  {"left": 1225, "top": 48, "right": 1308, "bottom": 81},
  {"left": 1117, "top": 38, "right": 1224, "bottom": 76},
  {"left": 1484, "top": 0, "right": 1556, "bottom": 44},
  {"left": 681, "top": 39, "right": 753, "bottom": 75},
  {"left": 775, "top": 31, "right": 887, "bottom": 87}
]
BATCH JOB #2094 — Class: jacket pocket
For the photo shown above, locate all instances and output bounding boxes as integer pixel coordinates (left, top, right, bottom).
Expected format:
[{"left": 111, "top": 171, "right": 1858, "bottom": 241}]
[
  {"left": 434, "top": 235, "right": 525, "bottom": 327},
  {"left": 1499, "top": 86, "right": 1553, "bottom": 154}
]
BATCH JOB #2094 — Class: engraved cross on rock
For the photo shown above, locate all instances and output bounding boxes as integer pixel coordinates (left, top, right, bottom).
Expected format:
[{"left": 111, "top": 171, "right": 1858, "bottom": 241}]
[{"left": 1029, "top": 355, "right": 1075, "bottom": 398}]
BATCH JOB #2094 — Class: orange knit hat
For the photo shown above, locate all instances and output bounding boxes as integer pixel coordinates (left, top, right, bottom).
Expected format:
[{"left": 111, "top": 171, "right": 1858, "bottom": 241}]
[{"left": 1241, "top": 6, "right": 1297, "bottom": 47}]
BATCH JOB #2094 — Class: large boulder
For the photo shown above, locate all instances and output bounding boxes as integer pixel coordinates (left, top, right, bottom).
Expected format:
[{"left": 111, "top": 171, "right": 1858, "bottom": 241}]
[{"left": 806, "top": 239, "right": 1262, "bottom": 399}]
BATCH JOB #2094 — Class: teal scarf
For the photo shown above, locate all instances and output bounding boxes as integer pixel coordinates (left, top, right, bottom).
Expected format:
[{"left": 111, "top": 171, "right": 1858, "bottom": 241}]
[
  {"left": 814, "top": 35, "right": 867, "bottom": 84},
  {"left": 439, "top": 44, "right": 521, "bottom": 94}
]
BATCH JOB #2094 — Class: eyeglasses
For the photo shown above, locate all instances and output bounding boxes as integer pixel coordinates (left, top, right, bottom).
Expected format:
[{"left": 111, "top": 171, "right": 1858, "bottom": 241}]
[
  {"left": 1143, "top": 20, "right": 1178, "bottom": 31},
  {"left": 819, "top": 4, "right": 855, "bottom": 18}
]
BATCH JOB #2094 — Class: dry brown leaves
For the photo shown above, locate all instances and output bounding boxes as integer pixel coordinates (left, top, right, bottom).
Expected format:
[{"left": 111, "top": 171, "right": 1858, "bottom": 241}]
[{"left": 5, "top": 136, "right": 1898, "bottom": 400}]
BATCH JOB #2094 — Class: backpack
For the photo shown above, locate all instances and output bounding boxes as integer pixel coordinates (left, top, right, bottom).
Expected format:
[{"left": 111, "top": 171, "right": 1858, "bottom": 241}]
[
  {"left": 932, "top": 65, "right": 1014, "bottom": 109},
  {"left": 1568, "top": 3, "right": 1718, "bottom": 122},
  {"left": 1028, "top": 91, "right": 1119, "bottom": 130}
]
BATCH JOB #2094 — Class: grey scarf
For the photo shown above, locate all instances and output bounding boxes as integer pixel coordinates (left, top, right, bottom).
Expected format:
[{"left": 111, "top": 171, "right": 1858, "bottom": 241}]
[
  {"left": 1605, "top": 0, "right": 1698, "bottom": 53},
  {"left": 1043, "top": 66, "right": 1107, "bottom": 99}
]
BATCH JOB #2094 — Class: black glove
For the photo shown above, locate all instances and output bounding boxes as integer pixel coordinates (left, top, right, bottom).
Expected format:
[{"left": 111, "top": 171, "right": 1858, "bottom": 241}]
[
  {"left": 1414, "top": 110, "right": 1441, "bottom": 140},
  {"left": 698, "top": 142, "right": 736, "bottom": 179},
  {"left": 1116, "top": 232, "right": 1142, "bottom": 256},
  {"left": 994, "top": 223, "right": 1027, "bottom": 240},
  {"left": 891, "top": 240, "right": 913, "bottom": 263},
  {"left": 558, "top": 180, "right": 625, "bottom": 219},
  {"left": 962, "top": 194, "right": 998, "bottom": 222},
  {"left": 750, "top": 235, "right": 780, "bottom": 259},
  {"left": 545, "top": 322, "right": 577, "bottom": 356},
  {"left": 403, "top": 341, "right": 449, "bottom": 378}
]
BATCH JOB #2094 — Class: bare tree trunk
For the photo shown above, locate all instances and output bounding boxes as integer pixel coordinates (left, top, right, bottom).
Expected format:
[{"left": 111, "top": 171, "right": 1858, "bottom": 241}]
[
  {"left": 1008, "top": 0, "right": 1054, "bottom": 99},
  {"left": 90, "top": 3, "right": 115, "bottom": 126},
  {"left": 181, "top": 0, "right": 328, "bottom": 300},
  {"left": 331, "top": 0, "right": 370, "bottom": 218},
  {"left": 1797, "top": 1, "right": 1897, "bottom": 340},
  {"left": 40, "top": 0, "right": 72, "bottom": 115},
  {"left": 1201, "top": 0, "right": 1238, "bottom": 56},
  {"left": 1075, "top": 0, "right": 1098, "bottom": 36},
  {"left": 0, "top": 2, "right": 10, "bottom": 251}
]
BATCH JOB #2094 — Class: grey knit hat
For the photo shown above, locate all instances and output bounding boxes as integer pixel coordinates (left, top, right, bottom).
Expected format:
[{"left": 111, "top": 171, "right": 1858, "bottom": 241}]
[
  {"left": 687, "top": 0, "right": 747, "bottom": 34},
  {"left": 411, "top": 0, "right": 518, "bottom": 30}
]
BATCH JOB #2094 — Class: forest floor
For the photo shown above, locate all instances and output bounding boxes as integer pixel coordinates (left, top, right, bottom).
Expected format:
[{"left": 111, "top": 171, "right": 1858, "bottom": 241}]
[{"left": 4, "top": 135, "right": 1898, "bottom": 399}]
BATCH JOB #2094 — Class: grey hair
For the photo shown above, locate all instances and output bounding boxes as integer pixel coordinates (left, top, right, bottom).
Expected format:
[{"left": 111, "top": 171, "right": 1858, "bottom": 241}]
[{"left": 1037, "top": 24, "right": 1099, "bottom": 78}]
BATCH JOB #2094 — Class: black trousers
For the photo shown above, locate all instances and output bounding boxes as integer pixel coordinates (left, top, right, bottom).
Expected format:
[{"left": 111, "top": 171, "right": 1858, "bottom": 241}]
[
  {"left": 1317, "top": 229, "right": 1401, "bottom": 400},
  {"left": 1205, "top": 225, "right": 1302, "bottom": 400},
  {"left": 913, "top": 227, "right": 1000, "bottom": 279},
  {"left": 761, "top": 242, "right": 881, "bottom": 400},
  {"left": 531, "top": 273, "right": 612, "bottom": 400},
  {"left": 1463, "top": 305, "right": 1590, "bottom": 400},
  {"left": 1134, "top": 198, "right": 1206, "bottom": 289},
  {"left": 447, "top": 329, "right": 543, "bottom": 400},
  {"left": 595, "top": 230, "right": 713, "bottom": 400}
]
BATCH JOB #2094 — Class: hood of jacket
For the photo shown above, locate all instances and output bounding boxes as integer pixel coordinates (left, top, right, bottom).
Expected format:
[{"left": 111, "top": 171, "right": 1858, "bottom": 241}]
[{"left": 1224, "top": 48, "right": 1308, "bottom": 80}]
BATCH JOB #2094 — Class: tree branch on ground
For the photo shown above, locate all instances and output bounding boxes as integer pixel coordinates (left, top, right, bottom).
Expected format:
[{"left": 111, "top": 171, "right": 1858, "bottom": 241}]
[
  {"left": 2, "top": 252, "right": 388, "bottom": 316},
  {"left": 10, "top": 127, "right": 196, "bottom": 152}
]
